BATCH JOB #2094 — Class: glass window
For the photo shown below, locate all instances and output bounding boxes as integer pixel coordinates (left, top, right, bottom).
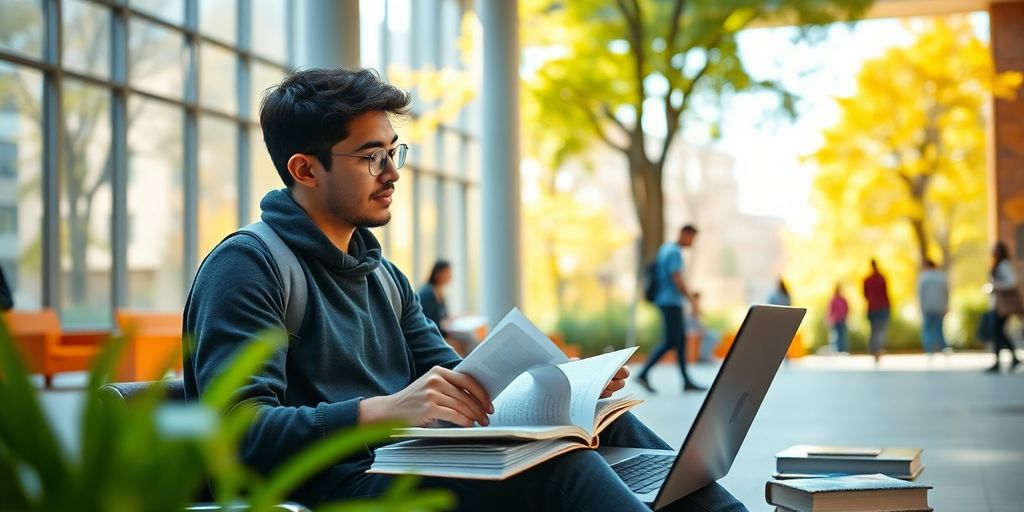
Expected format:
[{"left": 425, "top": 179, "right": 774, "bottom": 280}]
[
  {"left": 62, "top": 0, "right": 111, "bottom": 79},
  {"left": 442, "top": 130, "right": 461, "bottom": 176},
  {"left": 0, "top": 64, "right": 43, "bottom": 310},
  {"left": 440, "top": 0, "right": 461, "bottom": 68},
  {"left": 359, "top": 0, "right": 386, "bottom": 70},
  {"left": 200, "top": 0, "right": 237, "bottom": 45},
  {"left": 387, "top": 165, "right": 414, "bottom": 273},
  {"left": 416, "top": 173, "right": 438, "bottom": 280},
  {"left": 249, "top": 126, "right": 280, "bottom": 223},
  {"left": 60, "top": 79, "right": 112, "bottom": 326},
  {"left": 252, "top": 0, "right": 287, "bottom": 61},
  {"left": 131, "top": 0, "right": 185, "bottom": 25},
  {"left": 387, "top": 0, "right": 411, "bottom": 66},
  {"left": 414, "top": 132, "right": 437, "bottom": 171},
  {"left": 465, "top": 138, "right": 479, "bottom": 181},
  {"left": 127, "top": 96, "right": 183, "bottom": 310},
  {"left": 197, "top": 116, "right": 238, "bottom": 261},
  {"left": 200, "top": 42, "right": 238, "bottom": 115},
  {"left": 250, "top": 62, "right": 286, "bottom": 122},
  {"left": 0, "top": 0, "right": 45, "bottom": 59},
  {"left": 129, "top": 17, "right": 186, "bottom": 100}
]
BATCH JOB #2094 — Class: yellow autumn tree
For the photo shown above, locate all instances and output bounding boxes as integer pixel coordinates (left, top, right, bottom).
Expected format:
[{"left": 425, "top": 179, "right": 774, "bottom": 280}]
[{"left": 790, "top": 17, "right": 1022, "bottom": 344}]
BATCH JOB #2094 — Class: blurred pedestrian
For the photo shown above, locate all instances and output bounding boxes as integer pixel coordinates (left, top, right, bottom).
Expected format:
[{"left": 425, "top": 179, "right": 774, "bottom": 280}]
[
  {"left": 0, "top": 266, "right": 11, "bottom": 311},
  {"left": 636, "top": 224, "right": 705, "bottom": 393},
  {"left": 767, "top": 279, "right": 791, "bottom": 306},
  {"left": 985, "top": 241, "right": 1021, "bottom": 373},
  {"left": 828, "top": 284, "right": 849, "bottom": 354},
  {"left": 418, "top": 260, "right": 480, "bottom": 355},
  {"left": 917, "top": 258, "right": 949, "bottom": 355},
  {"left": 863, "top": 259, "right": 891, "bottom": 364}
]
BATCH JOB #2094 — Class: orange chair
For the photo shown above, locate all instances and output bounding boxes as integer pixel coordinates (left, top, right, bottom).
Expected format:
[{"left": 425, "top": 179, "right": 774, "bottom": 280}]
[
  {"left": 115, "top": 310, "right": 184, "bottom": 382},
  {"left": 2, "top": 309, "right": 100, "bottom": 387},
  {"left": 547, "top": 333, "right": 582, "bottom": 359}
]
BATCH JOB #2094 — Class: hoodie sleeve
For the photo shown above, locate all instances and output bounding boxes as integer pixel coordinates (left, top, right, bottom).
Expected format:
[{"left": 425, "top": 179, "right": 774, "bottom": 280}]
[
  {"left": 381, "top": 261, "right": 462, "bottom": 376},
  {"left": 184, "top": 236, "right": 363, "bottom": 475}
]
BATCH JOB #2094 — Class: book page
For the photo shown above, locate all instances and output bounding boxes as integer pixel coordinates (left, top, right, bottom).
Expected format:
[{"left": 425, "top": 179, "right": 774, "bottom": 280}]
[
  {"left": 454, "top": 308, "right": 569, "bottom": 399},
  {"left": 489, "top": 364, "right": 572, "bottom": 427},
  {"left": 556, "top": 347, "right": 637, "bottom": 434}
]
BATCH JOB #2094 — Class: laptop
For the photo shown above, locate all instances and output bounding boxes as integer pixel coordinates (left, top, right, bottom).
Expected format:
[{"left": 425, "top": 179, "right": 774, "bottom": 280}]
[{"left": 599, "top": 304, "right": 806, "bottom": 510}]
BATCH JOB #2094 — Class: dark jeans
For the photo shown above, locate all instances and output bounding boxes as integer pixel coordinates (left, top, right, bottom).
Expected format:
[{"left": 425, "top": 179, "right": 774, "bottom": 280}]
[
  {"left": 866, "top": 309, "right": 890, "bottom": 355},
  {"left": 831, "top": 322, "right": 848, "bottom": 353},
  {"left": 991, "top": 311, "right": 1019, "bottom": 363},
  {"left": 639, "top": 305, "right": 693, "bottom": 386},
  {"left": 318, "top": 413, "right": 747, "bottom": 511},
  {"left": 921, "top": 313, "right": 946, "bottom": 353}
]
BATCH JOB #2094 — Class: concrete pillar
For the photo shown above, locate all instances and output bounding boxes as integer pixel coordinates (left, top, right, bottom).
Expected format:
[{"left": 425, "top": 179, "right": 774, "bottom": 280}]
[
  {"left": 990, "top": 1, "right": 1024, "bottom": 260},
  {"left": 298, "top": 0, "right": 360, "bottom": 69},
  {"left": 477, "top": 0, "right": 522, "bottom": 326}
]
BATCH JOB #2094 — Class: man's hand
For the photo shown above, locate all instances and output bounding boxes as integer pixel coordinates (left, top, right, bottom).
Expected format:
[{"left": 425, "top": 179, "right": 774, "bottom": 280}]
[
  {"left": 601, "top": 364, "right": 629, "bottom": 399},
  {"left": 359, "top": 366, "right": 493, "bottom": 427}
]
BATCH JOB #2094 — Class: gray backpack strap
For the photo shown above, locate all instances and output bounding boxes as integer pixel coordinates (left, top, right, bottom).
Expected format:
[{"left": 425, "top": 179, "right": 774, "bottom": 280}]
[
  {"left": 374, "top": 262, "right": 403, "bottom": 322},
  {"left": 240, "top": 222, "right": 307, "bottom": 336}
]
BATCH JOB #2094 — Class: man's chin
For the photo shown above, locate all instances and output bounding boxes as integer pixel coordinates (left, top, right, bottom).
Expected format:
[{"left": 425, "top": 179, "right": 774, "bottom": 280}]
[{"left": 356, "top": 213, "right": 392, "bottom": 229}]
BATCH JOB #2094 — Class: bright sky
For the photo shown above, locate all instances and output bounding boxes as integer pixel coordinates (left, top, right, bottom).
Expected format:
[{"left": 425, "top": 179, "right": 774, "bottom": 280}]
[{"left": 707, "top": 12, "right": 990, "bottom": 235}]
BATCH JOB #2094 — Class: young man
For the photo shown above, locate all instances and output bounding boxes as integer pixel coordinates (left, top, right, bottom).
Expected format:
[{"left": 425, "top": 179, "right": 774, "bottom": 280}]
[
  {"left": 183, "top": 68, "right": 744, "bottom": 511},
  {"left": 636, "top": 225, "right": 706, "bottom": 394}
]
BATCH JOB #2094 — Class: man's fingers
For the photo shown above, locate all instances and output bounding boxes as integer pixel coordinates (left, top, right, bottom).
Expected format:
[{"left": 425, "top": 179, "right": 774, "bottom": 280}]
[
  {"left": 604, "top": 378, "right": 626, "bottom": 393},
  {"left": 439, "top": 367, "right": 494, "bottom": 414},
  {"left": 425, "top": 372, "right": 490, "bottom": 424},
  {"left": 614, "top": 365, "right": 630, "bottom": 379},
  {"left": 426, "top": 403, "right": 476, "bottom": 428}
]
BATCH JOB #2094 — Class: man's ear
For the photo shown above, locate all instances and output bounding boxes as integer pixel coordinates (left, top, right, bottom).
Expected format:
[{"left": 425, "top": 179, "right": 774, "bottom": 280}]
[{"left": 287, "top": 154, "right": 319, "bottom": 189}]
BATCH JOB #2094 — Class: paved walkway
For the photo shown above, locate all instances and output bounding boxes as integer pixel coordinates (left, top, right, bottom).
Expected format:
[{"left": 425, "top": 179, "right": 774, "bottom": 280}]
[
  {"left": 34, "top": 351, "right": 1024, "bottom": 511},
  {"left": 630, "top": 352, "right": 1024, "bottom": 511}
]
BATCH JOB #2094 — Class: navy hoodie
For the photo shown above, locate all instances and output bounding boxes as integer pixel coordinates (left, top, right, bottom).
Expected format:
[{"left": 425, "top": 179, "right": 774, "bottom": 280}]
[{"left": 183, "top": 189, "right": 460, "bottom": 501}]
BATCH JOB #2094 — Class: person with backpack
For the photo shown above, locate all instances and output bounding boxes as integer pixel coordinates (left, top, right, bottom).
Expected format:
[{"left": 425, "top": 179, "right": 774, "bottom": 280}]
[
  {"left": 636, "top": 224, "right": 705, "bottom": 394},
  {"left": 183, "top": 68, "right": 742, "bottom": 511}
]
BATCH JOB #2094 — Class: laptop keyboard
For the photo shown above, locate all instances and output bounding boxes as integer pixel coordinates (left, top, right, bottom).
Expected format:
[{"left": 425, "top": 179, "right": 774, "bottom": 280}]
[{"left": 610, "top": 454, "right": 675, "bottom": 494}]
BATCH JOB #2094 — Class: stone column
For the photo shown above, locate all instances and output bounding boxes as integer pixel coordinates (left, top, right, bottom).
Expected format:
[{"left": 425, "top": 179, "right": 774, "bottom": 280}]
[
  {"left": 298, "top": 0, "right": 360, "bottom": 69},
  {"left": 477, "top": 0, "right": 522, "bottom": 326}
]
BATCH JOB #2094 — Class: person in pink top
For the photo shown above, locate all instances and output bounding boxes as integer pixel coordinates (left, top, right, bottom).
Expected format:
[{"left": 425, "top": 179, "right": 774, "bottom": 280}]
[
  {"left": 828, "top": 284, "right": 849, "bottom": 354},
  {"left": 863, "top": 259, "right": 891, "bottom": 363}
]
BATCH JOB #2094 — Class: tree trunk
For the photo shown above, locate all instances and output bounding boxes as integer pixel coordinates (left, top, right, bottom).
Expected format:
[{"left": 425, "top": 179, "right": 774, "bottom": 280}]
[{"left": 628, "top": 158, "right": 665, "bottom": 264}]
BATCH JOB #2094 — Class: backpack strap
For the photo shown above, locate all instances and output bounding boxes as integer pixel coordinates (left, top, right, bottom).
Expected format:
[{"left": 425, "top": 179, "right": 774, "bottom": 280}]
[
  {"left": 240, "top": 222, "right": 403, "bottom": 333},
  {"left": 374, "top": 262, "right": 403, "bottom": 322},
  {"left": 240, "top": 222, "right": 307, "bottom": 336}
]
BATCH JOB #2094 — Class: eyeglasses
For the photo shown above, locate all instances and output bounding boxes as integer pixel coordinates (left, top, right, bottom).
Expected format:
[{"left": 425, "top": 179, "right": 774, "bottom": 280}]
[{"left": 331, "top": 143, "right": 409, "bottom": 176}]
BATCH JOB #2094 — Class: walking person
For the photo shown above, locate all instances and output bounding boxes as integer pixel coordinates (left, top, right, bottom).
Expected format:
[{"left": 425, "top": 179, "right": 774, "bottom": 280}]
[
  {"left": 863, "top": 259, "right": 891, "bottom": 364},
  {"left": 917, "top": 259, "right": 949, "bottom": 355},
  {"left": 767, "top": 279, "right": 791, "bottom": 306},
  {"left": 636, "top": 225, "right": 706, "bottom": 393},
  {"left": 828, "top": 284, "right": 849, "bottom": 354},
  {"left": 985, "top": 241, "right": 1022, "bottom": 373}
]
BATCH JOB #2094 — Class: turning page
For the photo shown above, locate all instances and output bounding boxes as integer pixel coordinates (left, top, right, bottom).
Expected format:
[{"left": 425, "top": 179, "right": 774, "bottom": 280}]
[
  {"left": 454, "top": 308, "right": 569, "bottom": 398},
  {"left": 557, "top": 347, "right": 637, "bottom": 433}
]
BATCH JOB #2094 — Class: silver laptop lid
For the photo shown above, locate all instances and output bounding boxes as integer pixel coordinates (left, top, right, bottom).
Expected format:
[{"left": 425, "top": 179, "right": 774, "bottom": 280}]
[{"left": 653, "top": 305, "right": 805, "bottom": 509}]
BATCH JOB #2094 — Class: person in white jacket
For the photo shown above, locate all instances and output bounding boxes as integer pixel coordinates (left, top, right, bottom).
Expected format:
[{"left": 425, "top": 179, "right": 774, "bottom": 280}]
[{"left": 917, "top": 259, "right": 948, "bottom": 354}]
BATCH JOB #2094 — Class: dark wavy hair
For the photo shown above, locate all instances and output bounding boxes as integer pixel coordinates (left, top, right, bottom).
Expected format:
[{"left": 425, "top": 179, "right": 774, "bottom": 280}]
[
  {"left": 259, "top": 68, "right": 411, "bottom": 187},
  {"left": 428, "top": 260, "right": 451, "bottom": 286}
]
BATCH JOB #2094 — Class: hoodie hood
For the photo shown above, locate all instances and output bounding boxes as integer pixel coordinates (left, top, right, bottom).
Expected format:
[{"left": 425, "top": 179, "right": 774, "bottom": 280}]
[{"left": 259, "top": 188, "right": 381, "bottom": 276}]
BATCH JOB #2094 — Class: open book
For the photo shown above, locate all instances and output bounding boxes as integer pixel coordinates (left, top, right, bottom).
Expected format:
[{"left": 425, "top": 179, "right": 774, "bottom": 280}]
[{"left": 368, "top": 308, "right": 641, "bottom": 479}]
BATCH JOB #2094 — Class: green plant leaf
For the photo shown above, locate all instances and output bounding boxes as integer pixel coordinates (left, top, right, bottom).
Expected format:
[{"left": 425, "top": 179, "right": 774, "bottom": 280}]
[
  {"left": 0, "top": 320, "right": 70, "bottom": 503},
  {"left": 250, "top": 422, "right": 400, "bottom": 509},
  {"left": 201, "top": 329, "right": 287, "bottom": 411}
]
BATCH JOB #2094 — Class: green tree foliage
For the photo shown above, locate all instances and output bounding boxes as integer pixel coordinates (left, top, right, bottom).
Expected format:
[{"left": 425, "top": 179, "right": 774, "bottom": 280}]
[{"left": 521, "top": 0, "right": 871, "bottom": 264}]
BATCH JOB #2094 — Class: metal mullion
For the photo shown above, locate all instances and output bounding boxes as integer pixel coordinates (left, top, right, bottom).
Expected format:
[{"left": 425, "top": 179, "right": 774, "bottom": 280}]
[
  {"left": 122, "top": 5, "right": 194, "bottom": 35},
  {"left": 110, "top": 0, "right": 129, "bottom": 313},
  {"left": 196, "top": 105, "right": 247, "bottom": 123},
  {"left": 237, "top": 0, "right": 251, "bottom": 226},
  {"left": 183, "top": 0, "right": 199, "bottom": 290},
  {"left": 285, "top": 0, "right": 296, "bottom": 68},
  {"left": 0, "top": 49, "right": 56, "bottom": 71},
  {"left": 42, "top": 0, "right": 63, "bottom": 310},
  {"left": 56, "top": 67, "right": 128, "bottom": 91}
]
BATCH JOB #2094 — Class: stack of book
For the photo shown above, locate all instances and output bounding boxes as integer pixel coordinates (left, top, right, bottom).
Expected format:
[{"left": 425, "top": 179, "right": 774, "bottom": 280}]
[
  {"left": 774, "top": 445, "right": 924, "bottom": 480},
  {"left": 369, "top": 308, "right": 642, "bottom": 480},
  {"left": 766, "top": 473, "right": 932, "bottom": 512}
]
